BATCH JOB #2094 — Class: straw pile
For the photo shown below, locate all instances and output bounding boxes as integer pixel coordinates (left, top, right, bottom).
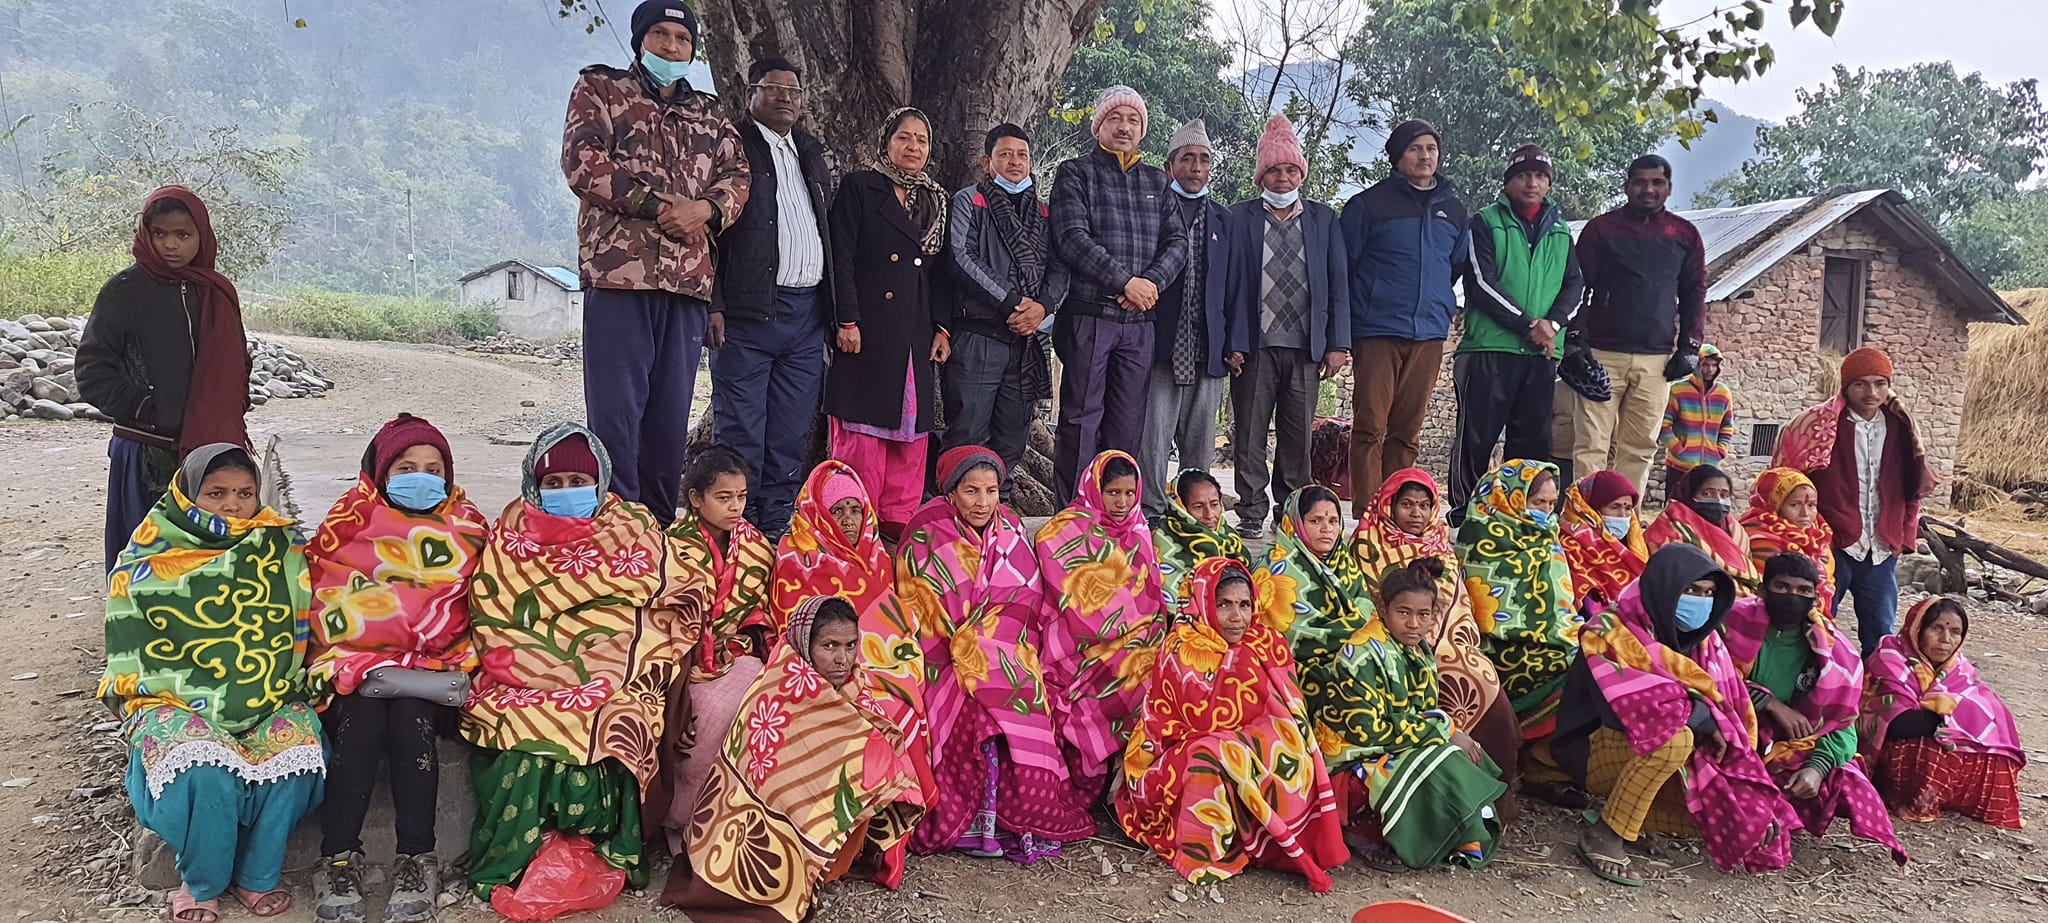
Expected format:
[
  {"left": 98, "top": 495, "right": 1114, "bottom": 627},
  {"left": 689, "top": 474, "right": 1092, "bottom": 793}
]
[{"left": 1959, "top": 289, "right": 2048, "bottom": 491}]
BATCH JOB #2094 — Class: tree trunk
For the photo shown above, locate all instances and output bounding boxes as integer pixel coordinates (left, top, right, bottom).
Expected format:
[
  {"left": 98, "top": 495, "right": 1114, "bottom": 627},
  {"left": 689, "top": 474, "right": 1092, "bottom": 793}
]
[{"left": 699, "top": 0, "right": 1107, "bottom": 188}]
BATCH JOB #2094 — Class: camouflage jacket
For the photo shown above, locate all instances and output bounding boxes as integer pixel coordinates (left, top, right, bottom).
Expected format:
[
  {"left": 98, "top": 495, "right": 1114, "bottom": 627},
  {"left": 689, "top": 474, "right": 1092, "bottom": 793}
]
[{"left": 561, "top": 64, "right": 750, "bottom": 299}]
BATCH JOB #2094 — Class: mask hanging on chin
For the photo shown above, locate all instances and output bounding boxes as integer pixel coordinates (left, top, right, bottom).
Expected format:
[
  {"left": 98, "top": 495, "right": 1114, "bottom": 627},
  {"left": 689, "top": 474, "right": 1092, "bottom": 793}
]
[
  {"left": 1261, "top": 187, "right": 1301, "bottom": 209},
  {"left": 639, "top": 50, "right": 710, "bottom": 90},
  {"left": 1170, "top": 180, "right": 1208, "bottom": 199},
  {"left": 992, "top": 174, "right": 1033, "bottom": 194}
]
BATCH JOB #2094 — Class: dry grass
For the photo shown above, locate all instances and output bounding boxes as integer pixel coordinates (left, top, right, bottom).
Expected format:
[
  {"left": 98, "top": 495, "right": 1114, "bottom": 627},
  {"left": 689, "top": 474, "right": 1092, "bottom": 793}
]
[{"left": 1959, "top": 288, "right": 2048, "bottom": 490}]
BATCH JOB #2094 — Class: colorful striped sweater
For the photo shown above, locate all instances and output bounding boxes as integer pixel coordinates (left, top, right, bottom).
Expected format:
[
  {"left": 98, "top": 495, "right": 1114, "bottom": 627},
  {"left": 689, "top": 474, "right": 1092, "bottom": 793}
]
[{"left": 1660, "top": 375, "right": 1735, "bottom": 472}]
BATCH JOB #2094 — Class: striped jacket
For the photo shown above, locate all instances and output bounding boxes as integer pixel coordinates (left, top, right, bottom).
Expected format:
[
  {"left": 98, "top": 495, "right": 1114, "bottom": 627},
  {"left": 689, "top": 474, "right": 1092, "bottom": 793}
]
[{"left": 1660, "top": 375, "right": 1735, "bottom": 471}]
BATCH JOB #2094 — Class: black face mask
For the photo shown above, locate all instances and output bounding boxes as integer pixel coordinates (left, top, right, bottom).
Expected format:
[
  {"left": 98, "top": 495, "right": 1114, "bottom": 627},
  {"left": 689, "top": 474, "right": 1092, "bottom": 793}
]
[
  {"left": 1763, "top": 590, "right": 1815, "bottom": 627},
  {"left": 1690, "top": 497, "right": 1732, "bottom": 525}
]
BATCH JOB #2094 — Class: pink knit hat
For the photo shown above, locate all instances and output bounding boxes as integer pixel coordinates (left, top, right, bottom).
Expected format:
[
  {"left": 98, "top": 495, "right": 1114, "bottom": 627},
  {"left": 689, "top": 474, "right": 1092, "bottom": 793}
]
[
  {"left": 1091, "top": 85, "right": 1148, "bottom": 135},
  {"left": 1255, "top": 115, "right": 1307, "bottom": 183},
  {"left": 819, "top": 471, "right": 864, "bottom": 509}
]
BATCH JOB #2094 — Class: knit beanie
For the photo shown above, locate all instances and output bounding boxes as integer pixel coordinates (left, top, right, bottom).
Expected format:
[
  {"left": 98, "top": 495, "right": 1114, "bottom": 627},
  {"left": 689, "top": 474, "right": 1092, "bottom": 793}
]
[
  {"left": 819, "top": 471, "right": 864, "bottom": 510},
  {"left": 534, "top": 434, "right": 601, "bottom": 482},
  {"left": 1166, "top": 119, "right": 1212, "bottom": 159},
  {"left": 630, "top": 0, "right": 698, "bottom": 54},
  {"left": 1091, "top": 85, "right": 1149, "bottom": 135},
  {"left": 1385, "top": 119, "right": 1440, "bottom": 163},
  {"left": 936, "top": 445, "right": 1004, "bottom": 494},
  {"left": 1504, "top": 144, "right": 1553, "bottom": 181},
  {"left": 1578, "top": 470, "right": 1640, "bottom": 512},
  {"left": 1254, "top": 115, "right": 1308, "bottom": 183},
  {"left": 1839, "top": 347, "right": 1894, "bottom": 385},
  {"left": 366, "top": 413, "right": 453, "bottom": 485}
]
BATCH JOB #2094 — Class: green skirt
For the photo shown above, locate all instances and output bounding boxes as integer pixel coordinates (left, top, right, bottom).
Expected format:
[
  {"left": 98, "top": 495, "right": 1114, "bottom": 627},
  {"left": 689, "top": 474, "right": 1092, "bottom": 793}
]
[{"left": 468, "top": 751, "right": 645, "bottom": 899}]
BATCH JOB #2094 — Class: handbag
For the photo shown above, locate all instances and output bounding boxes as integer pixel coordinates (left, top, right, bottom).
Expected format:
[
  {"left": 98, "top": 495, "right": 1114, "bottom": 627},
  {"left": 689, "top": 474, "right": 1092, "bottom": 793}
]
[{"left": 358, "top": 665, "right": 471, "bottom": 707}]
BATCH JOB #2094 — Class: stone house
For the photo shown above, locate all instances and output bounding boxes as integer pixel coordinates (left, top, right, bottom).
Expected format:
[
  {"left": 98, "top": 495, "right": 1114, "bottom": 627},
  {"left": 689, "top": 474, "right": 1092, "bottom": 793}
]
[{"left": 457, "top": 259, "right": 583, "bottom": 340}]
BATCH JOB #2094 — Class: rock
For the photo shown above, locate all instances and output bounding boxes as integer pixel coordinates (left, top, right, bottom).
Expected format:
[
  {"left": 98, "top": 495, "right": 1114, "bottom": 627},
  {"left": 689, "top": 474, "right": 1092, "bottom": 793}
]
[
  {"left": 1, "top": 777, "right": 33, "bottom": 788},
  {"left": 30, "top": 377, "right": 74, "bottom": 403},
  {"left": 249, "top": 391, "right": 269, "bottom": 406},
  {"left": 22, "top": 320, "right": 52, "bottom": 333},
  {"left": 45, "top": 316, "right": 73, "bottom": 331},
  {"left": 0, "top": 321, "right": 30, "bottom": 340},
  {"left": 264, "top": 380, "right": 299, "bottom": 399},
  {"left": 29, "top": 400, "right": 72, "bottom": 421},
  {"left": 1027, "top": 418, "right": 1054, "bottom": 458},
  {"left": 68, "top": 403, "right": 105, "bottom": 421},
  {"left": 1022, "top": 446, "right": 1055, "bottom": 492}
]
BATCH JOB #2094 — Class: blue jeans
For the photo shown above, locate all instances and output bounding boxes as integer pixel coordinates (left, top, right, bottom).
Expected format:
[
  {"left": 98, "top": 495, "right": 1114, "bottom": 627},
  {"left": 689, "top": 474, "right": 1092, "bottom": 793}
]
[
  {"left": 1834, "top": 549, "right": 1900, "bottom": 658},
  {"left": 710, "top": 286, "right": 826, "bottom": 535},
  {"left": 583, "top": 288, "right": 708, "bottom": 525}
]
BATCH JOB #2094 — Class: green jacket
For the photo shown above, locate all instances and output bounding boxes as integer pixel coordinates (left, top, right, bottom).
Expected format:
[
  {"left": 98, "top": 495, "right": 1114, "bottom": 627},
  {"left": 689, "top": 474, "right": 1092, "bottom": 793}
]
[{"left": 1460, "top": 195, "right": 1583, "bottom": 357}]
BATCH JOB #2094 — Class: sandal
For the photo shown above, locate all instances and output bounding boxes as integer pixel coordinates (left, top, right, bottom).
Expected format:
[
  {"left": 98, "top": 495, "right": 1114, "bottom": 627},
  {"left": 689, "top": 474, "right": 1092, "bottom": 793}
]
[
  {"left": 1524, "top": 782, "right": 1592, "bottom": 810},
  {"left": 167, "top": 886, "right": 220, "bottom": 923},
  {"left": 1343, "top": 829, "right": 1408, "bottom": 873},
  {"left": 1576, "top": 823, "right": 1642, "bottom": 887},
  {"left": 229, "top": 887, "right": 292, "bottom": 918}
]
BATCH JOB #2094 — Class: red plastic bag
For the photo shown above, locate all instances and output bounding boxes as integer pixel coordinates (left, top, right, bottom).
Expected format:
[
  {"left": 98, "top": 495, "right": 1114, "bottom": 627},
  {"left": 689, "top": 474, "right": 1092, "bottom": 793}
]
[{"left": 488, "top": 832, "right": 627, "bottom": 922}]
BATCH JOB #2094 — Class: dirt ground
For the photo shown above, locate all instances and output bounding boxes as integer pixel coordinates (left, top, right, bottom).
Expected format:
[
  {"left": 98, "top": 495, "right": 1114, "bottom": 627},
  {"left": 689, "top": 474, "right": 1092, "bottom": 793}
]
[{"left": 0, "top": 336, "right": 2040, "bottom": 923}]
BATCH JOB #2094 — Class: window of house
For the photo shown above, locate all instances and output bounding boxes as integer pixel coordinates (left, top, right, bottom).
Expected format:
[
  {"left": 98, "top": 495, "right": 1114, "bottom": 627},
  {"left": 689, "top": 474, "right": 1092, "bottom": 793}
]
[
  {"left": 1748, "top": 422, "right": 1782, "bottom": 459},
  {"left": 506, "top": 270, "right": 525, "bottom": 301},
  {"left": 1820, "top": 256, "right": 1866, "bottom": 353}
]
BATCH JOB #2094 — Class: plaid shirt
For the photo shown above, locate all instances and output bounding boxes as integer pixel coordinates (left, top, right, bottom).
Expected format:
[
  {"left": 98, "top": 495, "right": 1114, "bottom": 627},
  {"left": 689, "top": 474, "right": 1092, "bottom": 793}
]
[{"left": 1050, "top": 148, "right": 1188, "bottom": 318}]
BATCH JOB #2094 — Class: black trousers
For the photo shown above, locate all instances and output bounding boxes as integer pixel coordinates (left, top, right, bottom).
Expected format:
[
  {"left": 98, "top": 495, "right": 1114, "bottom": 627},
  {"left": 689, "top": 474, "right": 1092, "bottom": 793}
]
[
  {"left": 319, "top": 693, "right": 451, "bottom": 857},
  {"left": 1449, "top": 351, "right": 1556, "bottom": 520}
]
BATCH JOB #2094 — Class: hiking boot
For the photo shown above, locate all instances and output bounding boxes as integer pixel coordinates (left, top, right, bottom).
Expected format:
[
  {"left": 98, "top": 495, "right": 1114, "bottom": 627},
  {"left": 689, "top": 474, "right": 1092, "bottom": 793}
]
[
  {"left": 385, "top": 853, "right": 440, "bottom": 923},
  {"left": 312, "top": 852, "right": 368, "bottom": 923}
]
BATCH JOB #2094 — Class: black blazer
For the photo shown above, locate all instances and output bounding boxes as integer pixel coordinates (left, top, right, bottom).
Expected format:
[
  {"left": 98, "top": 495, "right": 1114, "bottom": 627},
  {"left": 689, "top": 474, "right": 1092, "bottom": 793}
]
[
  {"left": 713, "top": 115, "right": 836, "bottom": 323},
  {"left": 822, "top": 170, "right": 948, "bottom": 431}
]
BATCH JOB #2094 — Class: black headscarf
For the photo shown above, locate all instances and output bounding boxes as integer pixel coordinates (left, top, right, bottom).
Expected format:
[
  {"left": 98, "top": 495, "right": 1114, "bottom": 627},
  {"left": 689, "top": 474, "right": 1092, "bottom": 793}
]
[{"left": 1635, "top": 543, "right": 1736, "bottom": 652}]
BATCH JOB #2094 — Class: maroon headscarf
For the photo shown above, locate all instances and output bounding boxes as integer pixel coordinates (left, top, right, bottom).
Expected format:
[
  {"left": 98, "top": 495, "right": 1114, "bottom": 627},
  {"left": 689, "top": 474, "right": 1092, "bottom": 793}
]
[
  {"left": 133, "top": 185, "right": 250, "bottom": 457},
  {"left": 361, "top": 413, "right": 454, "bottom": 485}
]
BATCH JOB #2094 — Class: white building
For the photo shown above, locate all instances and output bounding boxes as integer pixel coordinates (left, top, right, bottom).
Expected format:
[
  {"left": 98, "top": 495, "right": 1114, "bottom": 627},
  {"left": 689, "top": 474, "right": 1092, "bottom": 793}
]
[{"left": 457, "top": 260, "right": 582, "bottom": 340}]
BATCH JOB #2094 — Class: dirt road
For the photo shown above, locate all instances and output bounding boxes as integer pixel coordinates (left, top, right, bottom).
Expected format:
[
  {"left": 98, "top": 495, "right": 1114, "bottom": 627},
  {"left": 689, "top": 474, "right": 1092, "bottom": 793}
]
[{"left": 0, "top": 336, "right": 2038, "bottom": 922}]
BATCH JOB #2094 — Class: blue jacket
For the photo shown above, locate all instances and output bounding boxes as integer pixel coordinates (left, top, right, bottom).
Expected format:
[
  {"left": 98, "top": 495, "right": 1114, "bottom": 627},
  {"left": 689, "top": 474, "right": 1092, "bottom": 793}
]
[
  {"left": 1152, "top": 196, "right": 1235, "bottom": 377},
  {"left": 1340, "top": 174, "right": 1470, "bottom": 341},
  {"left": 1225, "top": 199, "right": 1350, "bottom": 360}
]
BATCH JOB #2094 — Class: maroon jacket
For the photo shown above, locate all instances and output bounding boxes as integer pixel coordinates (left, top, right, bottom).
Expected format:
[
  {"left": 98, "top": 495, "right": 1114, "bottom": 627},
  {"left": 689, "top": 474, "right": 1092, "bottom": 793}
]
[
  {"left": 1573, "top": 206, "right": 1706, "bottom": 355},
  {"left": 1809, "top": 400, "right": 1935, "bottom": 555}
]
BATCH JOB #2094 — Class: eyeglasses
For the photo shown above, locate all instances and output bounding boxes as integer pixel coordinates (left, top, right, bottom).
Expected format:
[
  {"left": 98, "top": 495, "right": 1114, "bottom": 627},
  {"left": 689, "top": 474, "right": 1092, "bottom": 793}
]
[{"left": 750, "top": 83, "right": 805, "bottom": 100}]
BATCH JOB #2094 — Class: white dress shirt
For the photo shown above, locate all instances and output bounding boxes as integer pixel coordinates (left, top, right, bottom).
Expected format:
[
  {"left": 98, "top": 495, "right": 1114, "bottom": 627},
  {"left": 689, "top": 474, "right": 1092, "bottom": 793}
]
[
  {"left": 755, "top": 122, "right": 825, "bottom": 288},
  {"left": 1848, "top": 408, "right": 1890, "bottom": 563}
]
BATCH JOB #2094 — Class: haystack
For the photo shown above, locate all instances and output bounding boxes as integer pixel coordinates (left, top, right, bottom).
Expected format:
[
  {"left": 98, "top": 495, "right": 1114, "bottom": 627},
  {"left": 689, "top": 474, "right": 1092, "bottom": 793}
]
[{"left": 1960, "top": 289, "right": 2048, "bottom": 491}]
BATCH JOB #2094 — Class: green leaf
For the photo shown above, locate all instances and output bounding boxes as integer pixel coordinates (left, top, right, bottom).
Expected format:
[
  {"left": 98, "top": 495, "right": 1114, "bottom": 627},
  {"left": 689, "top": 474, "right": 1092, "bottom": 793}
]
[
  {"left": 294, "top": 18, "right": 307, "bottom": 28},
  {"left": 1133, "top": 17, "right": 1146, "bottom": 34}
]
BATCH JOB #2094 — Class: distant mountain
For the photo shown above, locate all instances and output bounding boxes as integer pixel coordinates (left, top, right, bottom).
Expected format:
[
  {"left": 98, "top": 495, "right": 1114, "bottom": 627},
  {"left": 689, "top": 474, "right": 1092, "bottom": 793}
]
[
  {"left": 1659, "top": 99, "right": 1770, "bottom": 208},
  {"left": 1237, "top": 61, "right": 1381, "bottom": 192}
]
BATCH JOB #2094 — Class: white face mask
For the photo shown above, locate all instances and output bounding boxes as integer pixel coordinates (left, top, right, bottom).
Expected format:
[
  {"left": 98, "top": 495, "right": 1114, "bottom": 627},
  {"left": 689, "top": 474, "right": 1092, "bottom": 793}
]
[
  {"left": 1170, "top": 180, "right": 1207, "bottom": 199},
  {"left": 1262, "top": 187, "right": 1301, "bottom": 209}
]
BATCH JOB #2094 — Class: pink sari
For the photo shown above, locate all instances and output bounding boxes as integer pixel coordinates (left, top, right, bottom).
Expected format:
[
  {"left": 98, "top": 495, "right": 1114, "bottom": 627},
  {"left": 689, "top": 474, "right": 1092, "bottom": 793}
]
[{"left": 1860, "top": 599, "right": 2024, "bottom": 763}]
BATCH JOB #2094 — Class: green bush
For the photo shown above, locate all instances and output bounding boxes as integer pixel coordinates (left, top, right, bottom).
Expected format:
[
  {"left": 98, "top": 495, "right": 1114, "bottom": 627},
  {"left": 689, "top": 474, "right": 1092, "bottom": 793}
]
[
  {"left": 0, "top": 249, "right": 130, "bottom": 319},
  {"left": 245, "top": 289, "right": 500, "bottom": 344}
]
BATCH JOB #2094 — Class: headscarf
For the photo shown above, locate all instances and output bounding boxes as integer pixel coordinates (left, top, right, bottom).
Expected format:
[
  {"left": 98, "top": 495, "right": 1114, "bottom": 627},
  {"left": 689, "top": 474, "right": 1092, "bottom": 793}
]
[
  {"left": 1352, "top": 468, "right": 1502, "bottom": 731},
  {"left": 1115, "top": 558, "right": 1346, "bottom": 893},
  {"left": 462, "top": 423, "right": 707, "bottom": 789},
  {"left": 307, "top": 416, "right": 488, "bottom": 703},
  {"left": 1456, "top": 460, "right": 1578, "bottom": 734},
  {"left": 100, "top": 443, "right": 321, "bottom": 797},
  {"left": 133, "top": 187, "right": 251, "bottom": 456},
  {"left": 668, "top": 495, "right": 773, "bottom": 679},
  {"left": 1860, "top": 598, "right": 2024, "bottom": 764},
  {"left": 1557, "top": 471, "right": 1648, "bottom": 611},
  {"left": 1258, "top": 487, "right": 1376, "bottom": 767},
  {"left": 871, "top": 107, "right": 948, "bottom": 255},
  {"left": 1740, "top": 468, "right": 1836, "bottom": 614},
  {"left": 1154, "top": 469, "right": 1252, "bottom": 615},
  {"left": 1645, "top": 465, "right": 1760, "bottom": 592}
]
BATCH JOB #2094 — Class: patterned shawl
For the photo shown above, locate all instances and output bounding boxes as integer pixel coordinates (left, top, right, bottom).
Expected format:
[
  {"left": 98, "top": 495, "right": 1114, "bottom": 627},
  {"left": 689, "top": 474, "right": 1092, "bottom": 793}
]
[
  {"left": 1860, "top": 598, "right": 2024, "bottom": 764},
  {"left": 307, "top": 474, "right": 487, "bottom": 703},
  {"left": 669, "top": 506, "right": 773, "bottom": 680},
  {"left": 871, "top": 108, "right": 948, "bottom": 256},
  {"left": 1154, "top": 469, "right": 1252, "bottom": 616},
  {"left": 1456, "top": 460, "right": 1579, "bottom": 736},
  {"left": 1557, "top": 482, "right": 1647, "bottom": 611},
  {"left": 1646, "top": 501, "right": 1760, "bottom": 593},
  {"left": 1352, "top": 468, "right": 1502, "bottom": 731},
  {"left": 1740, "top": 468, "right": 1837, "bottom": 615},
  {"left": 1116, "top": 558, "right": 1345, "bottom": 892},
  {"left": 101, "top": 447, "right": 323, "bottom": 797},
  {"left": 462, "top": 424, "right": 708, "bottom": 789},
  {"left": 895, "top": 495, "right": 1093, "bottom": 851},
  {"left": 1256, "top": 488, "right": 1379, "bottom": 769},
  {"left": 1034, "top": 450, "right": 1167, "bottom": 787},
  {"left": 677, "top": 597, "right": 926, "bottom": 922}
]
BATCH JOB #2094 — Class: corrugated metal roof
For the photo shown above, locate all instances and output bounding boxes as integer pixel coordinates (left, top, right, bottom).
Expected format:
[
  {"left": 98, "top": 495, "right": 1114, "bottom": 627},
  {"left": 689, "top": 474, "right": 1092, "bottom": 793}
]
[
  {"left": 539, "top": 267, "right": 581, "bottom": 292},
  {"left": 1695, "top": 189, "right": 1887, "bottom": 301},
  {"left": 457, "top": 259, "right": 581, "bottom": 292}
]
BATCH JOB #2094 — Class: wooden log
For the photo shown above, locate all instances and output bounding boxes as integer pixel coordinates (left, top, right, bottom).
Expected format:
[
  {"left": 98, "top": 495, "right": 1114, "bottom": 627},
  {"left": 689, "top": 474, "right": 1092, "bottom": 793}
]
[{"left": 1921, "top": 515, "right": 2048, "bottom": 582}]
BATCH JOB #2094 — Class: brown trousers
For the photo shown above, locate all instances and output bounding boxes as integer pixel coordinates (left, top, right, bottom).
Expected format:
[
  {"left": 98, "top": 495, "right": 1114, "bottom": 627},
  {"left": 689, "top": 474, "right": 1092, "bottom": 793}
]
[{"left": 1349, "top": 337, "right": 1446, "bottom": 507}]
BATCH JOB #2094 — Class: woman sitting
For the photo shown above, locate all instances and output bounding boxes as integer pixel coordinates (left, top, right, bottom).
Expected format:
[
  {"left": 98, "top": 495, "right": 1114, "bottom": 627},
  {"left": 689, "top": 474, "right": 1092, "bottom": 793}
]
[
  {"left": 463, "top": 424, "right": 706, "bottom": 900},
  {"left": 306, "top": 414, "right": 487, "bottom": 922},
  {"left": 1861, "top": 597, "right": 2027, "bottom": 829},
  {"left": 1035, "top": 450, "right": 1166, "bottom": 808},
  {"left": 1645, "top": 464, "right": 1759, "bottom": 592},
  {"left": 1154, "top": 468, "right": 1252, "bottom": 612},
  {"left": 103, "top": 444, "right": 324, "bottom": 922},
  {"left": 1558, "top": 470, "right": 1648, "bottom": 613},
  {"left": 1457, "top": 461, "right": 1579, "bottom": 741},
  {"left": 1740, "top": 468, "right": 1836, "bottom": 616},
  {"left": 1116, "top": 558, "right": 1346, "bottom": 892},
  {"left": 1550, "top": 545, "right": 1798, "bottom": 885},
  {"left": 667, "top": 597, "right": 926, "bottom": 921},
  {"left": 896, "top": 446, "right": 1093, "bottom": 860},
  {"left": 1353, "top": 468, "right": 1519, "bottom": 822}
]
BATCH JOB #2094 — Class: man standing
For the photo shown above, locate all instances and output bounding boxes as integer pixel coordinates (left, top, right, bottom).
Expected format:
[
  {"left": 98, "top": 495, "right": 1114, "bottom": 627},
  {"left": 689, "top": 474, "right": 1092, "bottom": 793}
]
[
  {"left": 1568, "top": 154, "right": 1706, "bottom": 493},
  {"left": 1050, "top": 85, "right": 1188, "bottom": 503},
  {"left": 1136, "top": 119, "right": 1233, "bottom": 521},
  {"left": 1451, "top": 145, "right": 1584, "bottom": 521},
  {"left": 943, "top": 124, "right": 1068, "bottom": 491},
  {"left": 1341, "top": 119, "right": 1468, "bottom": 505},
  {"left": 709, "top": 58, "right": 829, "bottom": 539},
  {"left": 563, "top": 0, "right": 748, "bottom": 525},
  {"left": 1226, "top": 116, "right": 1349, "bottom": 537}
]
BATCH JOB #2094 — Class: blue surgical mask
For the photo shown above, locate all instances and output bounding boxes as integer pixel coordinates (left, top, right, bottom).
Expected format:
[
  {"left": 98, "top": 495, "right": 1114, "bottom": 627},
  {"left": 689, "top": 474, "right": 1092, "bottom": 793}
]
[
  {"left": 1262, "top": 187, "right": 1301, "bottom": 209},
  {"left": 385, "top": 472, "right": 448, "bottom": 512},
  {"left": 1527, "top": 509, "right": 1553, "bottom": 528},
  {"left": 1602, "top": 515, "right": 1633, "bottom": 540},
  {"left": 1674, "top": 594, "right": 1715, "bottom": 631},
  {"left": 1170, "top": 180, "right": 1208, "bottom": 199},
  {"left": 538, "top": 485, "right": 601, "bottom": 519},
  {"left": 639, "top": 49, "right": 694, "bottom": 89},
  {"left": 992, "top": 174, "right": 1033, "bottom": 194}
]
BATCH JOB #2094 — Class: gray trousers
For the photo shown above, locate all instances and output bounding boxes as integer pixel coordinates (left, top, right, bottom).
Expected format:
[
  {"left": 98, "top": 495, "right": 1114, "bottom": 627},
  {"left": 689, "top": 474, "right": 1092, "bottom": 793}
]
[
  {"left": 1231, "top": 346, "right": 1317, "bottom": 524},
  {"left": 1138, "top": 364, "right": 1226, "bottom": 519}
]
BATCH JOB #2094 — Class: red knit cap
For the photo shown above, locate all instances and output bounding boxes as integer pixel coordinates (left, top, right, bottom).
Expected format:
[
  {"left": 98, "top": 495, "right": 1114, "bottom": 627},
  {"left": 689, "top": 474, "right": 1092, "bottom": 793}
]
[
  {"left": 1578, "top": 470, "right": 1639, "bottom": 511},
  {"left": 534, "top": 434, "right": 600, "bottom": 481},
  {"left": 1255, "top": 115, "right": 1308, "bottom": 183},
  {"left": 367, "top": 413, "right": 453, "bottom": 483},
  {"left": 935, "top": 444, "right": 1004, "bottom": 493},
  {"left": 1839, "top": 347, "right": 1893, "bottom": 386}
]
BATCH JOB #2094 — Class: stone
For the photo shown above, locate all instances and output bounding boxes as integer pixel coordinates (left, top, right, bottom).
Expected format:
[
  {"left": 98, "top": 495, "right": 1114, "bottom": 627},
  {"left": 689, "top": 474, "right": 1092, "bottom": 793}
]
[
  {"left": 1011, "top": 470, "right": 1056, "bottom": 517},
  {"left": 249, "top": 391, "right": 269, "bottom": 406},
  {"left": 264, "top": 380, "right": 299, "bottom": 399},
  {"left": 45, "top": 316, "right": 73, "bottom": 331},
  {"left": 0, "top": 321, "right": 30, "bottom": 340},
  {"left": 30, "top": 377, "right": 74, "bottom": 404},
  {"left": 29, "top": 400, "right": 71, "bottom": 421},
  {"left": 22, "top": 320, "right": 51, "bottom": 333}
]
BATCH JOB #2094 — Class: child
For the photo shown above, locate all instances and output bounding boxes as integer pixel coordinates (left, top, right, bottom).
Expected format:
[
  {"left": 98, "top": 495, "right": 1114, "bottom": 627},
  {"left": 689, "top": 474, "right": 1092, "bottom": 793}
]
[
  {"left": 77, "top": 186, "right": 253, "bottom": 572},
  {"left": 1658, "top": 343, "right": 1733, "bottom": 495}
]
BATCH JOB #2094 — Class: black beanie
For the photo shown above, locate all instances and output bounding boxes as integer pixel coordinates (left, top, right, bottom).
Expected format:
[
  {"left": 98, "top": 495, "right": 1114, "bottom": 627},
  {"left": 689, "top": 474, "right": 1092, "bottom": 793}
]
[
  {"left": 631, "top": 0, "right": 698, "bottom": 55},
  {"left": 1385, "top": 119, "right": 1440, "bottom": 164}
]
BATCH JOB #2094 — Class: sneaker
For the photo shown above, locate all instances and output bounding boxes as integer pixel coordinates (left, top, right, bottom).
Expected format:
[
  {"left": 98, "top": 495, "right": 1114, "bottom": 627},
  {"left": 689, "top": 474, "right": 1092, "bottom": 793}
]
[
  {"left": 312, "top": 852, "right": 367, "bottom": 923},
  {"left": 386, "top": 853, "right": 440, "bottom": 923},
  {"left": 1236, "top": 517, "right": 1265, "bottom": 540}
]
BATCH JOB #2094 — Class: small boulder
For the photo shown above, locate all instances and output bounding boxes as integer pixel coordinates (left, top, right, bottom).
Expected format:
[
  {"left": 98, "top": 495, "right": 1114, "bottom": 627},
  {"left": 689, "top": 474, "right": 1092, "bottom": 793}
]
[
  {"left": 30, "top": 399, "right": 73, "bottom": 421},
  {"left": 30, "top": 377, "right": 74, "bottom": 403}
]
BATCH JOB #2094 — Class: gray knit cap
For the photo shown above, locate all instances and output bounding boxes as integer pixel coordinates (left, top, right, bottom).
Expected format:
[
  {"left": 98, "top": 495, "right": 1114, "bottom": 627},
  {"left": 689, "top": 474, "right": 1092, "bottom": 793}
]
[{"left": 1166, "top": 119, "right": 1212, "bottom": 159}]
